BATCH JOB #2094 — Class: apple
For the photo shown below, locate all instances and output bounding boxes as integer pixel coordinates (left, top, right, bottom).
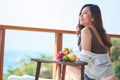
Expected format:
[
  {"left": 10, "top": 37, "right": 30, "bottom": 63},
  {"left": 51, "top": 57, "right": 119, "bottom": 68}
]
[
  {"left": 67, "top": 53, "right": 76, "bottom": 62},
  {"left": 62, "top": 55, "right": 69, "bottom": 62}
]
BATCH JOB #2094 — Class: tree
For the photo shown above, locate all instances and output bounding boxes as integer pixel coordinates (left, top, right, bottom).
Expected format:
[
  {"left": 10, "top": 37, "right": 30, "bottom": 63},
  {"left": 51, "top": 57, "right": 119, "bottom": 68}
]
[{"left": 111, "top": 38, "right": 120, "bottom": 79}]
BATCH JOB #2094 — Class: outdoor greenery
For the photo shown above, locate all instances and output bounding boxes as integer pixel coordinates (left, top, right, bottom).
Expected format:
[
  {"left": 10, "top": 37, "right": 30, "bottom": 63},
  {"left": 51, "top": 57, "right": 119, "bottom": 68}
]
[
  {"left": 111, "top": 38, "right": 120, "bottom": 79},
  {"left": 3, "top": 38, "right": 120, "bottom": 80},
  {"left": 3, "top": 55, "right": 53, "bottom": 80}
]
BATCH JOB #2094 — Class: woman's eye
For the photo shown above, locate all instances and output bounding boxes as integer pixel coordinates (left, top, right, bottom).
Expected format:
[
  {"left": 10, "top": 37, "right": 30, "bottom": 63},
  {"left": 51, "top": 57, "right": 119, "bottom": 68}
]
[{"left": 83, "top": 12, "right": 87, "bottom": 14}]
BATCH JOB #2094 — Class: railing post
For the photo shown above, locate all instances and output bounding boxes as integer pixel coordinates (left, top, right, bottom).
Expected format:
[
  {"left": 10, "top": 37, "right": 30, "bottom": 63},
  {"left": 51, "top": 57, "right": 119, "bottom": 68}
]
[
  {"left": 107, "top": 35, "right": 112, "bottom": 57},
  {"left": 0, "top": 28, "right": 5, "bottom": 80},
  {"left": 53, "top": 33, "right": 63, "bottom": 80}
]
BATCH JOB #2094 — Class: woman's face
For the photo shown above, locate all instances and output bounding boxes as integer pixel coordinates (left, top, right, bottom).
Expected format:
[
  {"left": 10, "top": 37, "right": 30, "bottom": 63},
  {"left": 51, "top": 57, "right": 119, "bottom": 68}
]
[{"left": 79, "top": 6, "right": 93, "bottom": 27}]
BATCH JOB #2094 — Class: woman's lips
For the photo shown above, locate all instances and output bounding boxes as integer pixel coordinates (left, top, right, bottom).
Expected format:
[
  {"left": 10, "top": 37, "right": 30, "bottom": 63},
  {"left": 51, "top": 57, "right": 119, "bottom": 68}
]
[{"left": 80, "top": 19, "right": 84, "bottom": 22}]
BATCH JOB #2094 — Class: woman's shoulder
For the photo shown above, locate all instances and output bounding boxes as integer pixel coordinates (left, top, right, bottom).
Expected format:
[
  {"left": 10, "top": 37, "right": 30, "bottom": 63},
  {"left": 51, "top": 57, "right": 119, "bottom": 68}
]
[
  {"left": 81, "top": 27, "right": 91, "bottom": 36},
  {"left": 81, "top": 27, "right": 90, "bottom": 33}
]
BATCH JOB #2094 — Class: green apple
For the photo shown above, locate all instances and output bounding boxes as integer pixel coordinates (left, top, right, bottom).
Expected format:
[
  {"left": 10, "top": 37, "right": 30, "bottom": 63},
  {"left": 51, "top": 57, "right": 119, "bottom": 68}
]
[
  {"left": 67, "top": 53, "right": 76, "bottom": 62},
  {"left": 62, "top": 55, "right": 69, "bottom": 62}
]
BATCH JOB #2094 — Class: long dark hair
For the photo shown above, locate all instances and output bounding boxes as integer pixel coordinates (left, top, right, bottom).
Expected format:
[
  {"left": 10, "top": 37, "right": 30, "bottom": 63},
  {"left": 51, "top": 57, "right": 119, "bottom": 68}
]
[{"left": 77, "top": 4, "right": 112, "bottom": 48}]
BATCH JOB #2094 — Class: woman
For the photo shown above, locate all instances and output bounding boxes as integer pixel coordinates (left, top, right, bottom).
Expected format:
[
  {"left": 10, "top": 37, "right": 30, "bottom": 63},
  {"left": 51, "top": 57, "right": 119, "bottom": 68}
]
[{"left": 66, "top": 4, "right": 114, "bottom": 80}]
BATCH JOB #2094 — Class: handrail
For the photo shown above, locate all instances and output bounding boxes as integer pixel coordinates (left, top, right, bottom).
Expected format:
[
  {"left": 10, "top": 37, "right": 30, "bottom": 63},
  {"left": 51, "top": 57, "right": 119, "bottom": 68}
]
[
  {"left": 0, "top": 24, "right": 76, "bottom": 34},
  {"left": 108, "top": 34, "right": 120, "bottom": 38},
  {"left": 0, "top": 24, "right": 120, "bottom": 80},
  {"left": 0, "top": 24, "right": 119, "bottom": 37}
]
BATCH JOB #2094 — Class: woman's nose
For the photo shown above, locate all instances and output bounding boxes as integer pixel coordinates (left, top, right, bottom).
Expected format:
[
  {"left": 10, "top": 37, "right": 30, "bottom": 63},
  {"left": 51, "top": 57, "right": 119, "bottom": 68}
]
[{"left": 79, "top": 15, "right": 83, "bottom": 19}]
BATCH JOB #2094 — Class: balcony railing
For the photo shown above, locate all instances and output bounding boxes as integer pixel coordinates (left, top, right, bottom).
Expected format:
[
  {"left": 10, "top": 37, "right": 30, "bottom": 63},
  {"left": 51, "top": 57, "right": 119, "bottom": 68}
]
[{"left": 0, "top": 24, "right": 120, "bottom": 80}]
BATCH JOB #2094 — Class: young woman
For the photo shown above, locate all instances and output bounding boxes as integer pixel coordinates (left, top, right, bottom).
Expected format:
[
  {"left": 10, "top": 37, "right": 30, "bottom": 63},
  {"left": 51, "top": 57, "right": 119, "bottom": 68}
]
[{"left": 66, "top": 4, "right": 115, "bottom": 80}]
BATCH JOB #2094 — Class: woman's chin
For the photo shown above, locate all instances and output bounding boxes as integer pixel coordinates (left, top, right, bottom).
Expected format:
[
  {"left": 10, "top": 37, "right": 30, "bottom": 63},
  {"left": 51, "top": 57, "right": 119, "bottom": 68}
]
[{"left": 79, "top": 22, "right": 84, "bottom": 25}]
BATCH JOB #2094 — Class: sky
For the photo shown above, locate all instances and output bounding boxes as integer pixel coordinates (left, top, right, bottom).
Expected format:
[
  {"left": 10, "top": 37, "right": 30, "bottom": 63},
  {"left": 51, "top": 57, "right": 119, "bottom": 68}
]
[
  {"left": 0, "top": 0, "right": 120, "bottom": 33},
  {"left": 0, "top": 0, "right": 120, "bottom": 51}
]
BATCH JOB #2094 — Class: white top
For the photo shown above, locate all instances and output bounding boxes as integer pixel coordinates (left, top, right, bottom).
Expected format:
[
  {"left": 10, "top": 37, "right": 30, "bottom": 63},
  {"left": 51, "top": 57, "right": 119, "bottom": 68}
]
[{"left": 77, "top": 50, "right": 114, "bottom": 80}]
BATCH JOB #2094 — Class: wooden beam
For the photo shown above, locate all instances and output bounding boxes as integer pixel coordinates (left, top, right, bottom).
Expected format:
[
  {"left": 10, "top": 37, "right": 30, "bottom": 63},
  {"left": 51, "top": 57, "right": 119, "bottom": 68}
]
[
  {"left": 0, "top": 24, "right": 76, "bottom": 34},
  {"left": 0, "top": 28, "right": 5, "bottom": 80}
]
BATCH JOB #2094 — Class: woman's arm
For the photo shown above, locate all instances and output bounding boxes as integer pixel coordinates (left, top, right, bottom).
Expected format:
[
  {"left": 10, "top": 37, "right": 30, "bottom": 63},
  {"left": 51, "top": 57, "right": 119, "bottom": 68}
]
[{"left": 81, "top": 27, "right": 92, "bottom": 51}]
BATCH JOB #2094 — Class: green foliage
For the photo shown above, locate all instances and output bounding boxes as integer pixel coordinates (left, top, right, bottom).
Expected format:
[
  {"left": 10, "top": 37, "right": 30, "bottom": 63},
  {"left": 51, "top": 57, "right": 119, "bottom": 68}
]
[
  {"left": 40, "top": 63, "right": 53, "bottom": 78},
  {"left": 3, "top": 54, "right": 53, "bottom": 80},
  {"left": 111, "top": 38, "right": 120, "bottom": 79}
]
